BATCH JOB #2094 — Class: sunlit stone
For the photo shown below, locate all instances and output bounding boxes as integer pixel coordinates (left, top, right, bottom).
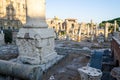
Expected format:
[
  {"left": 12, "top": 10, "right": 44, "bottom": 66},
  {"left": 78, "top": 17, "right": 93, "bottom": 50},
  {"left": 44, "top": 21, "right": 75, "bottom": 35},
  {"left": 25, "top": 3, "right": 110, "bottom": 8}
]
[{"left": 16, "top": 0, "right": 59, "bottom": 65}]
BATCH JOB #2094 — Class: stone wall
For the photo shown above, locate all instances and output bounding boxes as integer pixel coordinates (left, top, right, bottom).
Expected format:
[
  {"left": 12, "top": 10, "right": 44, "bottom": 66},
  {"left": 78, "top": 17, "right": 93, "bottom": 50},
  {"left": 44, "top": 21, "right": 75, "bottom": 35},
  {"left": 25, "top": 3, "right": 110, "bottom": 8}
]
[{"left": 111, "top": 37, "right": 120, "bottom": 66}]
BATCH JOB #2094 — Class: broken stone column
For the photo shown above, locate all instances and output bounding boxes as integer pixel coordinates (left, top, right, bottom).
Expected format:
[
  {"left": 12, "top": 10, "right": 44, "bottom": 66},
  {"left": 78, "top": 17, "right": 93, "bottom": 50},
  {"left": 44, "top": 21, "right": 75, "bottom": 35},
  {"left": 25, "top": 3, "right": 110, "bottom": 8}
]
[
  {"left": 113, "top": 20, "right": 119, "bottom": 38},
  {"left": 111, "top": 67, "right": 120, "bottom": 80},
  {"left": 87, "top": 24, "right": 90, "bottom": 37},
  {"left": 16, "top": 0, "right": 59, "bottom": 65},
  {"left": 78, "top": 66, "right": 102, "bottom": 80},
  {"left": 104, "top": 23, "right": 109, "bottom": 41},
  {"left": 114, "top": 20, "right": 117, "bottom": 32},
  {"left": 77, "top": 24, "right": 81, "bottom": 42},
  {"left": 90, "top": 20, "right": 94, "bottom": 42},
  {"left": 95, "top": 24, "right": 98, "bottom": 37},
  {"left": 90, "top": 20, "right": 93, "bottom": 35},
  {"left": 0, "top": 60, "right": 42, "bottom": 80}
]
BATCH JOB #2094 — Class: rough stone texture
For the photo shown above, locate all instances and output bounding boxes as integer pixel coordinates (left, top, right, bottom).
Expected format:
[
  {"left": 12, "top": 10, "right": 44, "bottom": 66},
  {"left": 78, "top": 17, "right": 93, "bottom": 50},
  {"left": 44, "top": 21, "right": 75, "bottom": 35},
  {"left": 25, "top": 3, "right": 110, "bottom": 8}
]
[
  {"left": 16, "top": 0, "right": 60, "bottom": 65},
  {"left": 111, "top": 37, "right": 120, "bottom": 66},
  {"left": 40, "top": 55, "right": 64, "bottom": 71},
  {"left": 43, "top": 53, "right": 90, "bottom": 80},
  {"left": 78, "top": 66, "right": 102, "bottom": 80},
  {"left": 0, "top": 0, "right": 63, "bottom": 80},
  {"left": 16, "top": 28, "right": 58, "bottom": 64},
  {"left": 0, "top": 32, "right": 4, "bottom": 45},
  {"left": 111, "top": 67, "right": 120, "bottom": 80},
  {"left": 0, "top": 60, "right": 42, "bottom": 80}
]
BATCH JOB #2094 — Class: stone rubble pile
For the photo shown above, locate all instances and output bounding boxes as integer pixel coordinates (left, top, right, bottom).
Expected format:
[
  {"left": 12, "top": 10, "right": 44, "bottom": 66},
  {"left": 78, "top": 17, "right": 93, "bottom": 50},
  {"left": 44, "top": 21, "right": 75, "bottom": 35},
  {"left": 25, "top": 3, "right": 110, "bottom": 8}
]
[{"left": 78, "top": 66, "right": 102, "bottom": 80}]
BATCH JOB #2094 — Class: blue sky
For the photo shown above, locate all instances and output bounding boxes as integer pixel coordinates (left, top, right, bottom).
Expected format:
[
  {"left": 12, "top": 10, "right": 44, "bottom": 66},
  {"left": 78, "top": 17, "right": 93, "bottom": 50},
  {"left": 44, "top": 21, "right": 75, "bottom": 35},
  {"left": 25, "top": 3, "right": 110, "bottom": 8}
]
[{"left": 46, "top": 0, "right": 120, "bottom": 23}]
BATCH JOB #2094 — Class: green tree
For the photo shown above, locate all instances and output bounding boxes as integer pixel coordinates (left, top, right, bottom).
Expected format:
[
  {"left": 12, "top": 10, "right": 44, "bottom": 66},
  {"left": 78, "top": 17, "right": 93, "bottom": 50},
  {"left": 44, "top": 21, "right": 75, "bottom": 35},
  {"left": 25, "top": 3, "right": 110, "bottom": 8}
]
[{"left": 4, "top": 29, "right": 13, "bottom": 44}]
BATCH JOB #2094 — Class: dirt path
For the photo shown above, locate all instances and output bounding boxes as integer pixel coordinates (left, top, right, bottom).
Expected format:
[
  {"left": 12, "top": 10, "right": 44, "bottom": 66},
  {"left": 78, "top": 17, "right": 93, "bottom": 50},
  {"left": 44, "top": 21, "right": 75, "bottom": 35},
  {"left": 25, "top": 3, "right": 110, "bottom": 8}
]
[{"left": 43, "top": 53, "right": 90, "bottom": 80}]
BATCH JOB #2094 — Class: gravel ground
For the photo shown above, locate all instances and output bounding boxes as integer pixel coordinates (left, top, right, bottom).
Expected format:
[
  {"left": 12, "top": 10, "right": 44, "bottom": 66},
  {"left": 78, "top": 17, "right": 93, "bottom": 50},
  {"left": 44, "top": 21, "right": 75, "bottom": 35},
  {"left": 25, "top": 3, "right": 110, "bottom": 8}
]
[
  {"left": 43, "top": 53, "right": 90, "bottom": 80},
  {"left": 0, "top": 40, "right": 113, "bottom": 80},
  {"left": 55, "top": 40, "right": 111, "bottom": 50}
]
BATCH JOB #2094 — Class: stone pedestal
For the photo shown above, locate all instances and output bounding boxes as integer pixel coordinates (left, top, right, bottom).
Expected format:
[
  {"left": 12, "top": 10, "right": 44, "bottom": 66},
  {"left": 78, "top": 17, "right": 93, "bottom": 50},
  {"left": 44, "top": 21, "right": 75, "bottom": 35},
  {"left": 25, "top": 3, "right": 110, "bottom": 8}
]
[
  {"left": 78, "top": 66, "right": 102, "bottom": 80},
  {"left": 16, "top": 28, "right": 58, "bottom": 64},
  {"left": 16, "top": 0, "right": 61, "bottom": 65}
]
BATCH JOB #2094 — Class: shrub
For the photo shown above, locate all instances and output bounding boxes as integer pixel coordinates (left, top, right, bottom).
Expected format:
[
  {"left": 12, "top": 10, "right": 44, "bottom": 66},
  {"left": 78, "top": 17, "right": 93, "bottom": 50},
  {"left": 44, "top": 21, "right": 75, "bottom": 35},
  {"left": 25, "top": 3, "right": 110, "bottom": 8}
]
[{"left": 3, "top": 29, "right": 13, "bottom": 44}]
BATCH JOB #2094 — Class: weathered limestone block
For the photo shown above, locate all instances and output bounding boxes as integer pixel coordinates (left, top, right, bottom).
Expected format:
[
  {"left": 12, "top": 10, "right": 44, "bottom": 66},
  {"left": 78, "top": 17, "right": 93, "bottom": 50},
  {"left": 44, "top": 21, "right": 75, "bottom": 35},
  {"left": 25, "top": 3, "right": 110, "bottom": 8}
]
[
  {"left": 0, "top": 60, "right": 42, "bottom": 80},
  {"left": 16, "top": 28, "right": 58, "bottom": 64},
  {"left": 111, "top": 67, "right": 120, "bottom": 80},
  {"left": 78, "top": 66, "right": 102, "bottom": 80},
  {"left": 0, "top": 32, "right": 4, "bottom": 45}
]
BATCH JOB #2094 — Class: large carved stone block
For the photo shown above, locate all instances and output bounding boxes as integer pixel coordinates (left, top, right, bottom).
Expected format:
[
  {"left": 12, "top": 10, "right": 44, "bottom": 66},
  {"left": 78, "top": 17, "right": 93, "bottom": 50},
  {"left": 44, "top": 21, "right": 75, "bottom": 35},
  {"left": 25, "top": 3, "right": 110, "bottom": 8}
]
[
  {"left": 16, "top": 28, "right": 58, "bottom": 64},
  {"left": 0, "top": 60, "right": 42, "bottom": 80}
]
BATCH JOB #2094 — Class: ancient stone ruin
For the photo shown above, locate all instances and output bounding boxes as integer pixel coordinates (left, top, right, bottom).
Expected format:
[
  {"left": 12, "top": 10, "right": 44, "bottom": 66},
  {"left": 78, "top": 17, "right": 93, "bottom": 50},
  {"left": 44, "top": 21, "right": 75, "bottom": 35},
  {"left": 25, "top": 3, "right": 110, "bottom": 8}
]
[
  {"left": 0, "top": 0, "right": 63, "bottom": 80},
  {"left": 16, "top": 0, "right": 61, "bottom": 65},
  {"left": 78, "top": 66, "right": 102, "bottom": 80}
]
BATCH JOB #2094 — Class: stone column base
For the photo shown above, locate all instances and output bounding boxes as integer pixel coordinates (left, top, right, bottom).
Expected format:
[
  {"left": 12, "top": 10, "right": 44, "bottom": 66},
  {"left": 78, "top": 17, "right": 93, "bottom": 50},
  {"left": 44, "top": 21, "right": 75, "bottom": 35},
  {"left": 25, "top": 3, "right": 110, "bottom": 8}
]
[{"left": 16, "top": 27, "right": 58, "bottom": 65}]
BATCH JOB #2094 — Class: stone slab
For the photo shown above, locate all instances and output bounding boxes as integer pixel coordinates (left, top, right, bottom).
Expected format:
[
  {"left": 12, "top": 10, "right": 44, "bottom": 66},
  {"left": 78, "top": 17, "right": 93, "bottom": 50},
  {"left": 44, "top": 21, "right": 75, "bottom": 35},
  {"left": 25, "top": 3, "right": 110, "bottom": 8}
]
[
  {"left": 0, "top": 60, "right": 42, "bottom": 80},
  {"left": 17, "top": 28, "right": 55, "bottom": 39},
  {"left": 78, "top": 66, "right": 102, "bottom": 80},
  {"left": 40, "top": 55, "right": 64, "bottom": 71}
]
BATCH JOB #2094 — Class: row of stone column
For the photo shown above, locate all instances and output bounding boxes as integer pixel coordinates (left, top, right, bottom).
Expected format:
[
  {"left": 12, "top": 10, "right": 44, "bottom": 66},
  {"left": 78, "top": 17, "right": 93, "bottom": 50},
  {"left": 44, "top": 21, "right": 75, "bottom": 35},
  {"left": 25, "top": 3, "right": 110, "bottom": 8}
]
[{"left": 77, "top": 20, "right": 118, "bottom": 42}]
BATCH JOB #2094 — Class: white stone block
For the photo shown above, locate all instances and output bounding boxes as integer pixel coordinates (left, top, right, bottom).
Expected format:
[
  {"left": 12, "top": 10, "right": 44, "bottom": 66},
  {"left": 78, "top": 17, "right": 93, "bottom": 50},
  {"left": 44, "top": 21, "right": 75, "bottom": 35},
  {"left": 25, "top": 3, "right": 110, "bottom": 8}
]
[{"left": 78, "top": 66, "right": 102, "bottom": 80}]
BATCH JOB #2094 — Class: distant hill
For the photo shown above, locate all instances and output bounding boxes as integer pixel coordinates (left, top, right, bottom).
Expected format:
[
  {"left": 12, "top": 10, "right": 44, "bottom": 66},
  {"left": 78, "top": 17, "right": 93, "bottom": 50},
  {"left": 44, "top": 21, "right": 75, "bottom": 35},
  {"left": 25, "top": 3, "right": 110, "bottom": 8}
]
[
  {"left": 99, "top": 17, "right": 120, "bottom": 33},
  {"left": 101, "top": 17, "right": 120, "bottom": 25}
]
